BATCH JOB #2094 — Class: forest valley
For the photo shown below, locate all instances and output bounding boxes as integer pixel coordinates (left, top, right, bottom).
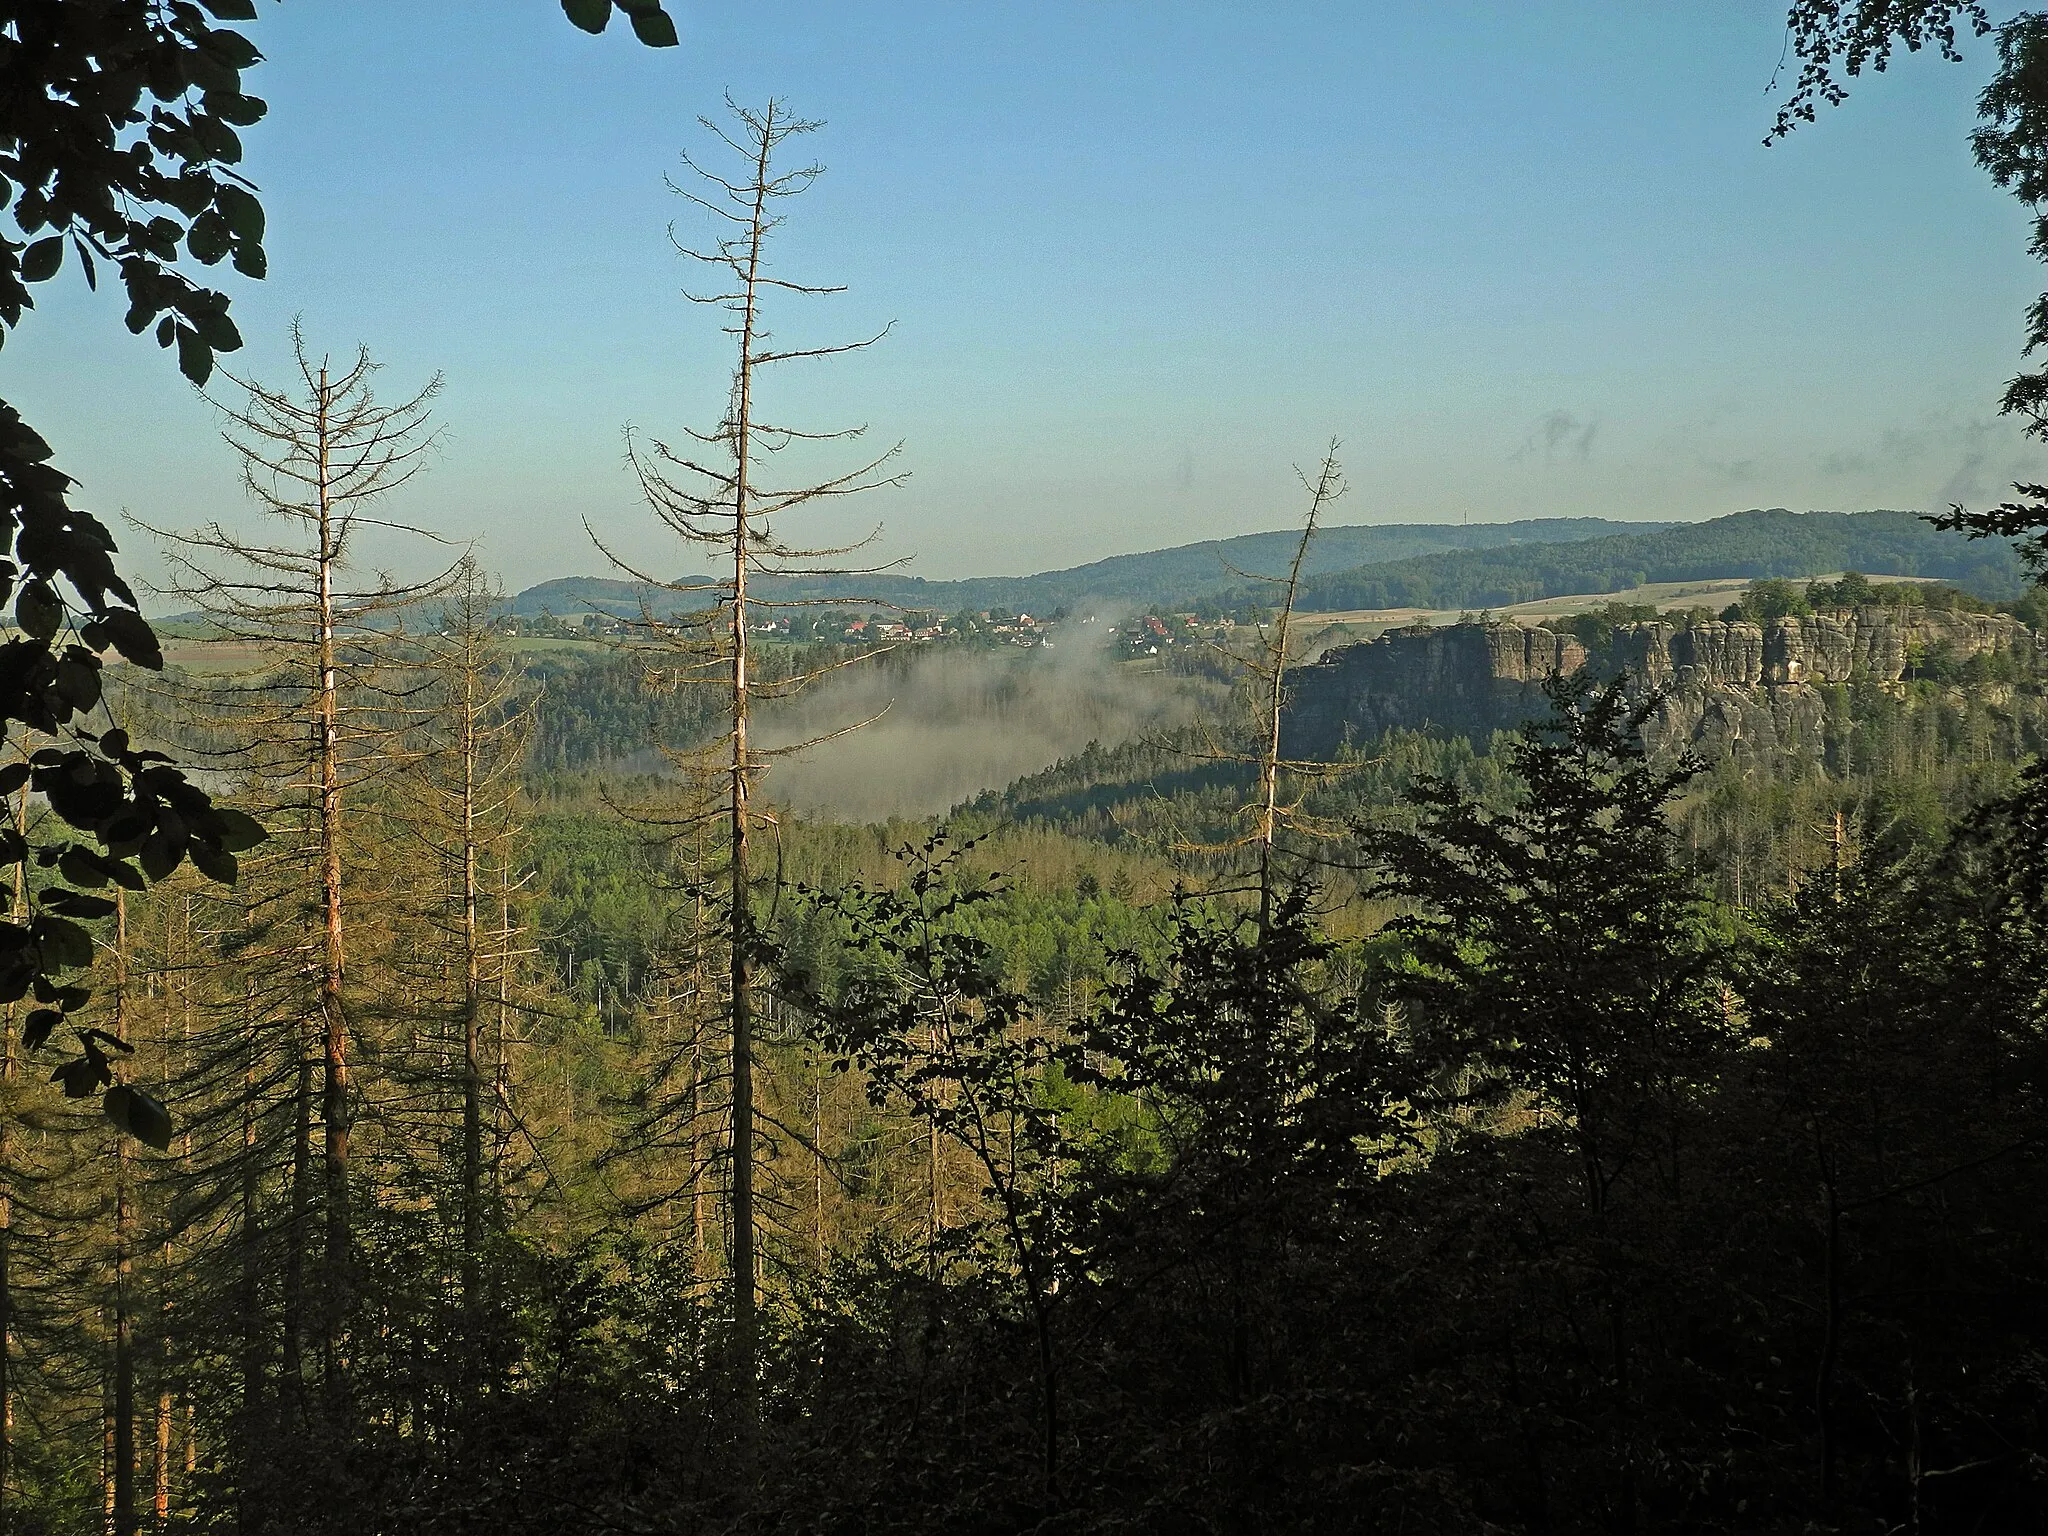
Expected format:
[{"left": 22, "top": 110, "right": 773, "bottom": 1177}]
[
  {"left": 0, "top": 546, "right": 2034, "bottom": 1535},
  {"left": 6, "top": 6, "right": 2048, "bottom": 1533}
]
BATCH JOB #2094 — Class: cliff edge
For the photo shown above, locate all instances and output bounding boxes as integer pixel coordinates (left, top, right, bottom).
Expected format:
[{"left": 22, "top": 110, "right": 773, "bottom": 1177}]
[{"left": 1282, "top": 608, "right": 2048, "bottom": 763}]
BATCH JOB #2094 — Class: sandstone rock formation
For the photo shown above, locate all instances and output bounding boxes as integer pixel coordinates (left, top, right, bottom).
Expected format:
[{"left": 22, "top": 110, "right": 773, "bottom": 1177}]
[{"left": 1282, "top": 608, "right": 2048, "bottom": 763}]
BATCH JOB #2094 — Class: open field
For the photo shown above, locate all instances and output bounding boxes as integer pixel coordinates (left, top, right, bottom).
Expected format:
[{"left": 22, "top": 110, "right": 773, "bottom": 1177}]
[
  {"left": 152, "top": 638, "right": 276, "bottom": 674},
  {"left": 143, "top": 632, "right": 626, "bottom": 671},
  {"left": 1294, "top": 571, "right": 1949, "bottom": 654}
]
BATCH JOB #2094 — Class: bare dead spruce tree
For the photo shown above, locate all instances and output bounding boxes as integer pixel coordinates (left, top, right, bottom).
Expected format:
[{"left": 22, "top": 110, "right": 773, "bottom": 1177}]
[
  {"left": 141, "top": 325, "right": 456, "bottom": 1400},
  {"left": 393, "top": 558, "right": 533, "bottom": 1375},
  {"left": 1175, "top": 441, "right": 1352, "bottom": 926},
  {"left": 595, "top": 97, "right": 903, "bottom": 1414}
]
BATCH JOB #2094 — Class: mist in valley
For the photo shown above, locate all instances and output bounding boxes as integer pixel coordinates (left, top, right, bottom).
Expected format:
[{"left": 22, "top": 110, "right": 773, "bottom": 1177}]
[{"left": 755, "top": 631, "right": 1224, "bottom": 822}]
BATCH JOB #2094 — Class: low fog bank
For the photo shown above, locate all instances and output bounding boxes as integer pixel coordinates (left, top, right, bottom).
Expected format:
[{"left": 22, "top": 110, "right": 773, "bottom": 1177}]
[{"left": 756, "top": 634, "right": 1219, "bottom": 822}]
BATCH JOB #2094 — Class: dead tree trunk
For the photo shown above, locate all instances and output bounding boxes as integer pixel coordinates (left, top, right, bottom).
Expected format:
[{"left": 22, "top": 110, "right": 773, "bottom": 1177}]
[
  {"left": 606, "top": 97, "right": 903, "bottom": 1416},
  {"left": 145, "top": 325, "right": 451, "bottom": 1406},
  {"left": 404, "top": 564, "right": 528, "bottom": 1402},
  {"left": 1173, "top": 441, "right": 1348, "bottom": 919},
  {"left": 312, "top": 379, "right": 350, "bottom": 1369},
  {"left": 111, "top": 894, "right": 134, "bottom": 1536}
]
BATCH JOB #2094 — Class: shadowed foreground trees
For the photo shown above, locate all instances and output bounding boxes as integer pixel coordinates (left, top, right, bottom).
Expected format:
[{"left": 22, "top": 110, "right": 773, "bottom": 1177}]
[
  {"left": 91, "top": 667, "right": 2030, "bottom": 1536},
  {"left": 0, "top": 599, "right": 2041, "bottom": 1529},
  {"left": 1362, "top": 675, "right": 1727, "bottom": 1220}
]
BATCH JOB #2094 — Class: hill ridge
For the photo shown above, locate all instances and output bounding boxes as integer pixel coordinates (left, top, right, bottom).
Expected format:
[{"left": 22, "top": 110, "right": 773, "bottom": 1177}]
[
  {"left": 508, "top": 514, "right": 1671, "bottom": 618},
  {"left": 507, "top": 508, "right": 2026, "bottom": 622}
]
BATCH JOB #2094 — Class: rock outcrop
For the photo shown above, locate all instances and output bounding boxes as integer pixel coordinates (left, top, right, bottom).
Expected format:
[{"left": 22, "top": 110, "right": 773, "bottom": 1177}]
[{"left": 1282, "top": 608, "right": 2048, "bottom": 763}]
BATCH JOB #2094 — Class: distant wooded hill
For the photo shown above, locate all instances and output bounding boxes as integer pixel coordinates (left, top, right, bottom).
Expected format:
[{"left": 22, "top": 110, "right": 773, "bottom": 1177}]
[
  {"left": 506, "top": 508, "right": 2027, "bottom": 623},
  {"left": 1262, "top": 507, "right": 2028, "bottom": 614},
  {"left": 506, "top": 516, "right": 1670, "bottom": 620}
]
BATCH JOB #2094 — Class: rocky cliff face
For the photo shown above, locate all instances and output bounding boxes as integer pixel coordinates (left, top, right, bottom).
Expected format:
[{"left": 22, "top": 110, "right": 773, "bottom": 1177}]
[{"left": 1283, "top": 608, "right": 2048, "bottom": 762}]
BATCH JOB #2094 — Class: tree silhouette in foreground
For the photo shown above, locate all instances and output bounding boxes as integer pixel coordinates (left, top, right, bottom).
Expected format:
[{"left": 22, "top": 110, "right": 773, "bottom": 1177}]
[{"left": 1361, "top": 673, "right": 1726, "bottom": 1217}]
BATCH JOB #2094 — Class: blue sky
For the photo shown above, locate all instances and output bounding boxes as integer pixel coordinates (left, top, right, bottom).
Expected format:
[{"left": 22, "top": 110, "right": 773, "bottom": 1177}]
[{"left": 9, "top": 2, "right": 2040, "bottom": 596}]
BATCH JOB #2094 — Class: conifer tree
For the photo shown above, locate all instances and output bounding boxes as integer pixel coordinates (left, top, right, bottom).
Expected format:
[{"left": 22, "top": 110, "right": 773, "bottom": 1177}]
[
  {"left": 1176, "top": 443, "right": 1352, "bottom": 924},
  {"left": 598, "top": 98, "right": 903, "bottom": 1405},
  {"left": 388, "top": 560, "right": 532, "bottom": 1376},
  {"left": 1363, "top": 674, "right": 1726, "bottom": 1212},
  {"left": 143, "top": 325, "right": 454, "bottom": 1403}
]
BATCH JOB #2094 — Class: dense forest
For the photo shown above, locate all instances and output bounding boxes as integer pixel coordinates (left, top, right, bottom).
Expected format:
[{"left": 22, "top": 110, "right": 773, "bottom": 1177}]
[
  {"left": 1261, "top": 508, "right": 2033, "bottom": 616},
  {"left": 15, "top": 581, "right": 2048, "bottom": 1533},
  {"left": 6, "top": 4, "right": 2048, "bottom": 1534}
]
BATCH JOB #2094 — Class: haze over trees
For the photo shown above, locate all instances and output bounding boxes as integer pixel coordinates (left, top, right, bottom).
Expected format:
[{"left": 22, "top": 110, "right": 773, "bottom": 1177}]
[{"left": 0, "top": 3, "right": 2045, "bottom": 1534}]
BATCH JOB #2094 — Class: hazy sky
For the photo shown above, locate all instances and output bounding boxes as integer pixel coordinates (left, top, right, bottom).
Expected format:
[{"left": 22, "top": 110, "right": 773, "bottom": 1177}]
[{"left": 10, "top": 2, "right": 2040, "bottom": 597}]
